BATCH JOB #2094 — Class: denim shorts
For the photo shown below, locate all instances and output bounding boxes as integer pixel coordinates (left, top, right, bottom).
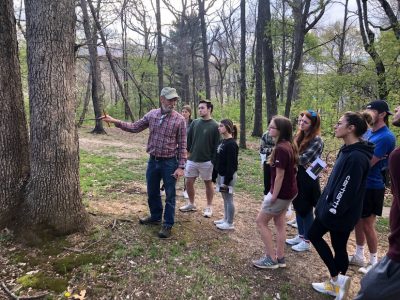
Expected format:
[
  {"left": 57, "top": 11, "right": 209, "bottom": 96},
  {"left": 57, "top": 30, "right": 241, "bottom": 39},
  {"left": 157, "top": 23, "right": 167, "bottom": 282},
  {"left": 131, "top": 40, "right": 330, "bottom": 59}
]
[{"left": 261, "top": 192, "right": 294, "bottom": 215}]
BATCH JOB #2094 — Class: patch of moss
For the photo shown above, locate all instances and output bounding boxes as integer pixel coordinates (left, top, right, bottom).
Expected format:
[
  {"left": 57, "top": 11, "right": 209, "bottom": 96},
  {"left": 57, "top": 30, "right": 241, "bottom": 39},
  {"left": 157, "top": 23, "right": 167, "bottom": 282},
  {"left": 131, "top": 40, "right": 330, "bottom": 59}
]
[
  {"left": 40, "top": 237, "right": 70, "bottom": 256},
  {"left": 16, "top": 272, "right": 67, "bottom": 293},
  {"left": 53, "top": 253, "right": 106, "bottom": 274}
]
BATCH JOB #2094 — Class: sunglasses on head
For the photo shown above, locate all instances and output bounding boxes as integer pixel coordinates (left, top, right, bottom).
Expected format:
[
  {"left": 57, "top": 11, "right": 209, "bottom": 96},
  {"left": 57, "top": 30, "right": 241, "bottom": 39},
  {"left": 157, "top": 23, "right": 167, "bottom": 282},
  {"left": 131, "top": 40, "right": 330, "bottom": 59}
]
[{"left": 308, "top": 109, "right": 317, "bottom": 117}]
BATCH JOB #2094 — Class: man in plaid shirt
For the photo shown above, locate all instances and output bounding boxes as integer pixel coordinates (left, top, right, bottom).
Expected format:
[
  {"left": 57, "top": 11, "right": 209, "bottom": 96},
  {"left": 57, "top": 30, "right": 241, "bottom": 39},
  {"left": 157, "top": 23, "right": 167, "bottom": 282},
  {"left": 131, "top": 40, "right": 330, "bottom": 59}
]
[{"left": 102, "top": 87, "right": 187, "bottom": 238}]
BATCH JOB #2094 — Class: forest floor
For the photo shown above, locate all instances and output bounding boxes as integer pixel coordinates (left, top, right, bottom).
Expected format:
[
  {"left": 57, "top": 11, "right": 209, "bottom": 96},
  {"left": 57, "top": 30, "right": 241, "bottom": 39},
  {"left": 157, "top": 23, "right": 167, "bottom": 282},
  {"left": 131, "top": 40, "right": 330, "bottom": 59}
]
[{"left": 0, "top": 126, "right": 392, "bottom": 300}]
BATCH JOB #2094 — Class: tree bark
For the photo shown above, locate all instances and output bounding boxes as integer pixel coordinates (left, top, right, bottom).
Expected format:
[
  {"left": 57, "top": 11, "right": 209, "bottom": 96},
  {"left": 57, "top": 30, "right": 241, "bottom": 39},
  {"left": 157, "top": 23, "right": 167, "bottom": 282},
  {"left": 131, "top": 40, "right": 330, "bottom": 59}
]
[
  {"left": 263, "top": 0, "right": 277, "bottom": 123},
  {"left": 356, "top": 0, "right": 388, "bottom": 100},
  {"left": 198, "top": 0, "right": 211, "bottom": 99},
  {"left": 252, "top": 0, "right": 265, "bottom": 137},
  {"left": 239, "top": 0, "right": 246, "bottom": 148},
  {"left": 80, "top": 0, "right": 105, "bottom": 134},
  {"left": 377, "top": 0, "right": 400, "bottom": 40},
  {"left": 284, "top": 0, "right": 311, "bottom": 117},
  {"left": 337, "top": 0, "right": 349, "bottom": 74},
  {"left": 77, "top": 72, "right": 92, "bottom": 128},
  {"left": 24, "top": 0, "right": 89, "bottom": 234},
  {"left": 0, "top": 0, "right": 30, "bottom": 229},
  {"left": 87, "top": 0, "right": 134, "bottom": 121},
  {"left": 156, "top": 0, "right": 164, "bottom": 95}
]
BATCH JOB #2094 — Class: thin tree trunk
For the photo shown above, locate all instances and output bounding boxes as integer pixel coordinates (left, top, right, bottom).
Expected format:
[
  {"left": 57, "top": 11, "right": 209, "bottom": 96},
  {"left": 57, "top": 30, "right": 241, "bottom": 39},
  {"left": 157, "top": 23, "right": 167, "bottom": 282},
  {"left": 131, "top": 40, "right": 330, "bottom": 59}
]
[
  {"left": 121, "top": 0, "right": 130, "bottom": 119},
  {"left": 239, "top": 0, "right": 246, "bottom": 148},
  {"left": 0, "top": 0, "right": 30, "bottom": 229},
  {"left": 156, "top": 0, "right": 163, "bottom": 95},
  {"left": 356, "top": 0, "right": 388, "bottom": 100},
  {"left": 279, "top": 0, "right": 287, "bottom": 104},
  {"left": 263, "top": 0, "right": 277, "bottom": 123},
  {"left": 87, "top": 0, "right": 134, "bottom": 121},
  {"left": 24, "top": 0, "right": 89, "bottom": 234},
  {"left": 377, "top": 0, "right": 400, "bottom": 40},
  {"left": 337, "top": 0, "right": 349, "bottom": 74},
  {"left": 80, "top": 0, "right": 105, "bottom": 133},
  {"left": 252, "top": 0, "right": 265, "bottom": 137},
  {"left": 198, "top": 0, "right": 211, "bottom": 99},
  {"left": 77, "top": 72, "right": 92, "bottom": 128},
  {"left": 284, "top": 0, "right": 311, "bottom": 117}
]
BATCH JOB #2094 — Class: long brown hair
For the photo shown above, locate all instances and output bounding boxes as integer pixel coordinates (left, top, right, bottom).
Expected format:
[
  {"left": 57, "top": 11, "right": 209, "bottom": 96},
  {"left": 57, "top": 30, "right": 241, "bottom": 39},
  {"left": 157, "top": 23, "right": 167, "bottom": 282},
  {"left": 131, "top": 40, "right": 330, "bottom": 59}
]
[
  {"left": 220, "top": 119, "right": 238, "bottom": 140},
  {"left": 268, "top": 116, "right": 298, "bottom": 165},
  {"left": 295, "top": 110, "right": 321, "bottom": 154}
]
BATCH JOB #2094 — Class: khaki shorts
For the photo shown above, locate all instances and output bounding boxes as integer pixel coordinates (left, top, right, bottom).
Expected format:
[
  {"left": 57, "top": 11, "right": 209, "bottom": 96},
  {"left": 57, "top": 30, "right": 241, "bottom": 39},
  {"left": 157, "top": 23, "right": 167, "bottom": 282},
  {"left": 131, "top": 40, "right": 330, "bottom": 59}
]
[
  {"left": 261, "top": 192, "right": 294, "bottom": 215},
  {"left": 184, "top": 160, "right": 213, "bottom": 180}
]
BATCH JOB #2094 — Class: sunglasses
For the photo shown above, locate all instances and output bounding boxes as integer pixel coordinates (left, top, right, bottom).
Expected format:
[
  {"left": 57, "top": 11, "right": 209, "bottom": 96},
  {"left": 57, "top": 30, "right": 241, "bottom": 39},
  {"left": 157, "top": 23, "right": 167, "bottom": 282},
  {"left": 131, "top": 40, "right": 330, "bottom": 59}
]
[{"left": 308, "top": 109, "right": 317, "bottom": 117}]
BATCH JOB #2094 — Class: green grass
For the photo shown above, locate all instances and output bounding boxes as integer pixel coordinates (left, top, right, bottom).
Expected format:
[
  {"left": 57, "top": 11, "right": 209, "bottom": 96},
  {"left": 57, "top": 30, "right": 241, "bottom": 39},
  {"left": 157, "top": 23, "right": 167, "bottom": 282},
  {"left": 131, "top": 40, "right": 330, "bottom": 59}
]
[
  {"left": 376, "top": 217, "right": 390, "bottom": 234},
  {"left": 80, "top": 150, "right": 147, "bottom": 195}
]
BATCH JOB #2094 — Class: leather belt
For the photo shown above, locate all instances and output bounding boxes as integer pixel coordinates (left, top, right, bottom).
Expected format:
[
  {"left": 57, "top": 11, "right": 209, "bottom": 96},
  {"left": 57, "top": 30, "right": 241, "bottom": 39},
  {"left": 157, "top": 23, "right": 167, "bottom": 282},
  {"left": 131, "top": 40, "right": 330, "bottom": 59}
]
[{"left": 150, "top": 155, "right": 175, "bottom": 161}]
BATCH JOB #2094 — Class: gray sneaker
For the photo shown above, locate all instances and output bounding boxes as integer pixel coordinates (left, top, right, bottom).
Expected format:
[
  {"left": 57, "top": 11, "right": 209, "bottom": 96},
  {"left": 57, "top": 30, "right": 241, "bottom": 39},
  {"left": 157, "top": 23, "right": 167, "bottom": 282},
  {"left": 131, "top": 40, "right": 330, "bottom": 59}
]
[
  {"left": 179, "top": 203, "right": 197, "bottom": 212},
  {"left": 252, "top": 256, "right": 279, "bottom": 269},
  {"left": 277, "top": 257, "right": 286, "bottom": 268}
]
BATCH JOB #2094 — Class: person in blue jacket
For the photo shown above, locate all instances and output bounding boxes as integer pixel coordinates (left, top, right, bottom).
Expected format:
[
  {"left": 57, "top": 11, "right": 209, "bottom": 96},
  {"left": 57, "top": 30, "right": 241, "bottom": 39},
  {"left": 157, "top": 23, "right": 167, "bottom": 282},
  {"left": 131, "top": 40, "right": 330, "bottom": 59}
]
[{"left": 309, "top": 111, "right": 374, "bottom": 300}]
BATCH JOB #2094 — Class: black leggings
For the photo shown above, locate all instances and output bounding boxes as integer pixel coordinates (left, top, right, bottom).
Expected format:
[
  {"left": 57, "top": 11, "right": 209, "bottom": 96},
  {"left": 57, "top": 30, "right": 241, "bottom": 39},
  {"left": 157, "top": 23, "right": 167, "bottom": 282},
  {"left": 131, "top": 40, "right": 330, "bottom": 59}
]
[{"left": 308, "top": 218, "right": 351, "bottom": 278}]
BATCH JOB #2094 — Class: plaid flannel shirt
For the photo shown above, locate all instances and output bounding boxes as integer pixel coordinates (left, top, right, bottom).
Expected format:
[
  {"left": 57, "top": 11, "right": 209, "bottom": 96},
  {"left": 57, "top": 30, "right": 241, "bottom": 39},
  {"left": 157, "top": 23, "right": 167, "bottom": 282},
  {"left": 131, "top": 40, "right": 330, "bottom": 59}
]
[
  {"left": 299, "top": 136, "right": 324, "bottom": 166},
  {"left": 115, "top": 109, "right": 187, "bottom": 168}
]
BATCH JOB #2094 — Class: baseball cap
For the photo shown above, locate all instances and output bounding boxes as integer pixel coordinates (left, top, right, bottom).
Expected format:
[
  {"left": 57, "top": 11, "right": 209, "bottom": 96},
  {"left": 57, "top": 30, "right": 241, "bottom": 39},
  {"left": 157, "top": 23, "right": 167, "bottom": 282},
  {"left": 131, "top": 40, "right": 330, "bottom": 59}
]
[
  {"left": 365, "top": 100, "right": 393, "bottom": 115},
  {"left": 160, "top": 87, "right": 179, "bottom": 100}
]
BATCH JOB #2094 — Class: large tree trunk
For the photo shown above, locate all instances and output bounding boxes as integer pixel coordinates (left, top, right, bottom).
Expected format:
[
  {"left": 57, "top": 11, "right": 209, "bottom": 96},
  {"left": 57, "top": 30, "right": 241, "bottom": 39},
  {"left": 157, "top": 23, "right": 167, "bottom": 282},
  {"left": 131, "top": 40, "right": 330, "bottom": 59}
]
[
  {"left": 263, "top": 0, "right": 277, "bottom": 123},
  {"left": 80, "top": 0, "right": 105, "bottom": 134},
  {"left": 0, "top": 0, "right": 30, "bottom": 229},
  {"left": 23, "top": 0, "right": 89, "bottom": 234},
  {"left": 239, "top": 0, "right": 246, "bottom": 148},
  {"left": 198, "top": 0, "right": 211, "bottom": 99},
  {"left": 252, "top": 0, "right": 265, "bottom": 137}
]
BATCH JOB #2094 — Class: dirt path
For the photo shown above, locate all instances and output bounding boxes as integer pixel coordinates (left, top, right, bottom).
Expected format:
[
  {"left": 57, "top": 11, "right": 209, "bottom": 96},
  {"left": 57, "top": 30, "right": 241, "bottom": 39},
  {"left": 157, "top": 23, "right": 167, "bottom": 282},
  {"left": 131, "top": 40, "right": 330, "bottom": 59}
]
[{"left": 78, "top": 127, "right": 389, "bottom": 299}]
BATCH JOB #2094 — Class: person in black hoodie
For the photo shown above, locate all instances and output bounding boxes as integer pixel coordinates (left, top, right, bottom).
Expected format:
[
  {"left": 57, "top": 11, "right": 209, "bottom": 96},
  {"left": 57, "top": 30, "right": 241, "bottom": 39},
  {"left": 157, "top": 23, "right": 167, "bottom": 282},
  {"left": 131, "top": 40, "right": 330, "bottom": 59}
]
[
  {"left": 213, "top": 119, "right": 239, "bottom": 230},
  {"left": 310, "top": 111, "right": 374, "bottom": 300}
]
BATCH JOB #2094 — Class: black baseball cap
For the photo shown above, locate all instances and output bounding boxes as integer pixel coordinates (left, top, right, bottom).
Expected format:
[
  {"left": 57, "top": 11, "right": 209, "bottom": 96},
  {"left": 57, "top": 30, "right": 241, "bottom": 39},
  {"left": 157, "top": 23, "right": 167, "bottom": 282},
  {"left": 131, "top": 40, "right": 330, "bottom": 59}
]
[{"left": 365, "top": 100, "right": 393, "bottom": 115}]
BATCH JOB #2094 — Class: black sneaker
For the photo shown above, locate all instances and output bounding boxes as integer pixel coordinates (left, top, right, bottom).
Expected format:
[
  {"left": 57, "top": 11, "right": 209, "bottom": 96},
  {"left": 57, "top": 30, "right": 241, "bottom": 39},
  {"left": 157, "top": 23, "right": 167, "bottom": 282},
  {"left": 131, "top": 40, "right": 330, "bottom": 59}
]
[
  {"left": 139, "top": 216, "right": 161, "bottom": 225},
  {"left": 158, "top": 226, "right": 172, "bottom": 238}
]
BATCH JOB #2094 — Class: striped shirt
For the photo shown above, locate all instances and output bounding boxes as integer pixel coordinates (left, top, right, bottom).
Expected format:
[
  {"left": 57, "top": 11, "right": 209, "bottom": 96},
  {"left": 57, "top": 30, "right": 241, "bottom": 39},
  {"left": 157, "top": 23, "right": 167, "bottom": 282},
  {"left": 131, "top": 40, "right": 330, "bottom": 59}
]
[{"left": 115, "top": 109, "right": 187, "bottom": 168}]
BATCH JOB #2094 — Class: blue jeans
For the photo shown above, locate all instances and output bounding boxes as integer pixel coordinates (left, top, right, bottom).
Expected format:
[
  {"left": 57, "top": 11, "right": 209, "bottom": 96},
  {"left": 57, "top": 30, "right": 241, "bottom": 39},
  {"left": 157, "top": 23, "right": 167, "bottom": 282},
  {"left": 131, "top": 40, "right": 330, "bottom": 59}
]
[
  {"left": 296, "top": 210, "right": 314, "bottom": 240},
  {"left": 146, "top": 157, "right": 178, "bottom": 227}
]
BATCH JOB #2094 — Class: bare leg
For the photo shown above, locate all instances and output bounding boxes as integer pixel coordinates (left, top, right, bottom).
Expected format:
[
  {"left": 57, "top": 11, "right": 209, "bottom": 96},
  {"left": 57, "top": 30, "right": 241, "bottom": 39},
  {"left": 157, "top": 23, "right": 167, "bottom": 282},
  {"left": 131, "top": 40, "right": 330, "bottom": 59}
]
[
  {"left": 185, "top": 177, "right": 196, "bottom": 205},
  {"left": 256, "top": 211, "right": 275, "bottom": 257},
  {"left": 363, "top": 215, "right": 378, "bottom": 253},
  {"left": 274, "top": 211, "right": 287, "bottom": 259},
  {"left": 204, "top": 179, "right": 214, "bottom": 206},
  {"left": 354, "top": 219, "right": 366, "bottom": 247}
]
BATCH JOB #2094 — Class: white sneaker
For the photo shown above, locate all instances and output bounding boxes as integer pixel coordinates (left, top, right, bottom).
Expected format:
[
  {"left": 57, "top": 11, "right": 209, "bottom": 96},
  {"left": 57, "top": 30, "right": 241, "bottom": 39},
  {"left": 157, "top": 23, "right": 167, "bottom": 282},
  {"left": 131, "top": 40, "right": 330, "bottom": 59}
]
[
  {"left": 348, "top": 255, "right": 366, "bottom": 267},
  {"left": 336, "top": 274, "right": 351, "bottom": 300},
  {"left": 203, "top": 207, "right": 213, "bottom": 218},
  {"left": 286, "top": 235, "right": 303, "bottom": 245},
  {"left": 358, "top": 264, "right": 374, "bottom": 274},
  {"left": 182, "top": 190, "right": 189, "bottom": 199},
  {"left": 312, "top": 280, "right": 339, "bottom": 297},
  {"left": 216, "top": 222, "right": 234, "bottom": 230},
  {"left": 213, "top": 219, "right": 226, "bottom": 225},
  {"left": 292, "top": 240, "right": 311, "bottom": 252},
  {"left": 179, "top": 203, "right": 197, "bottom": 212}
]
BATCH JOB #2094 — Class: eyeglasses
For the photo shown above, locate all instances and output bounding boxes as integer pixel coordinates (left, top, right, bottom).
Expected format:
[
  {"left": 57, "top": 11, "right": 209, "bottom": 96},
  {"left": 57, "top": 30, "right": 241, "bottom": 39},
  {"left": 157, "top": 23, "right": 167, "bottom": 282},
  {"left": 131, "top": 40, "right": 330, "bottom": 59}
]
[{"left": 308, "top": 109, "right": 317, "bottom": 117}]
